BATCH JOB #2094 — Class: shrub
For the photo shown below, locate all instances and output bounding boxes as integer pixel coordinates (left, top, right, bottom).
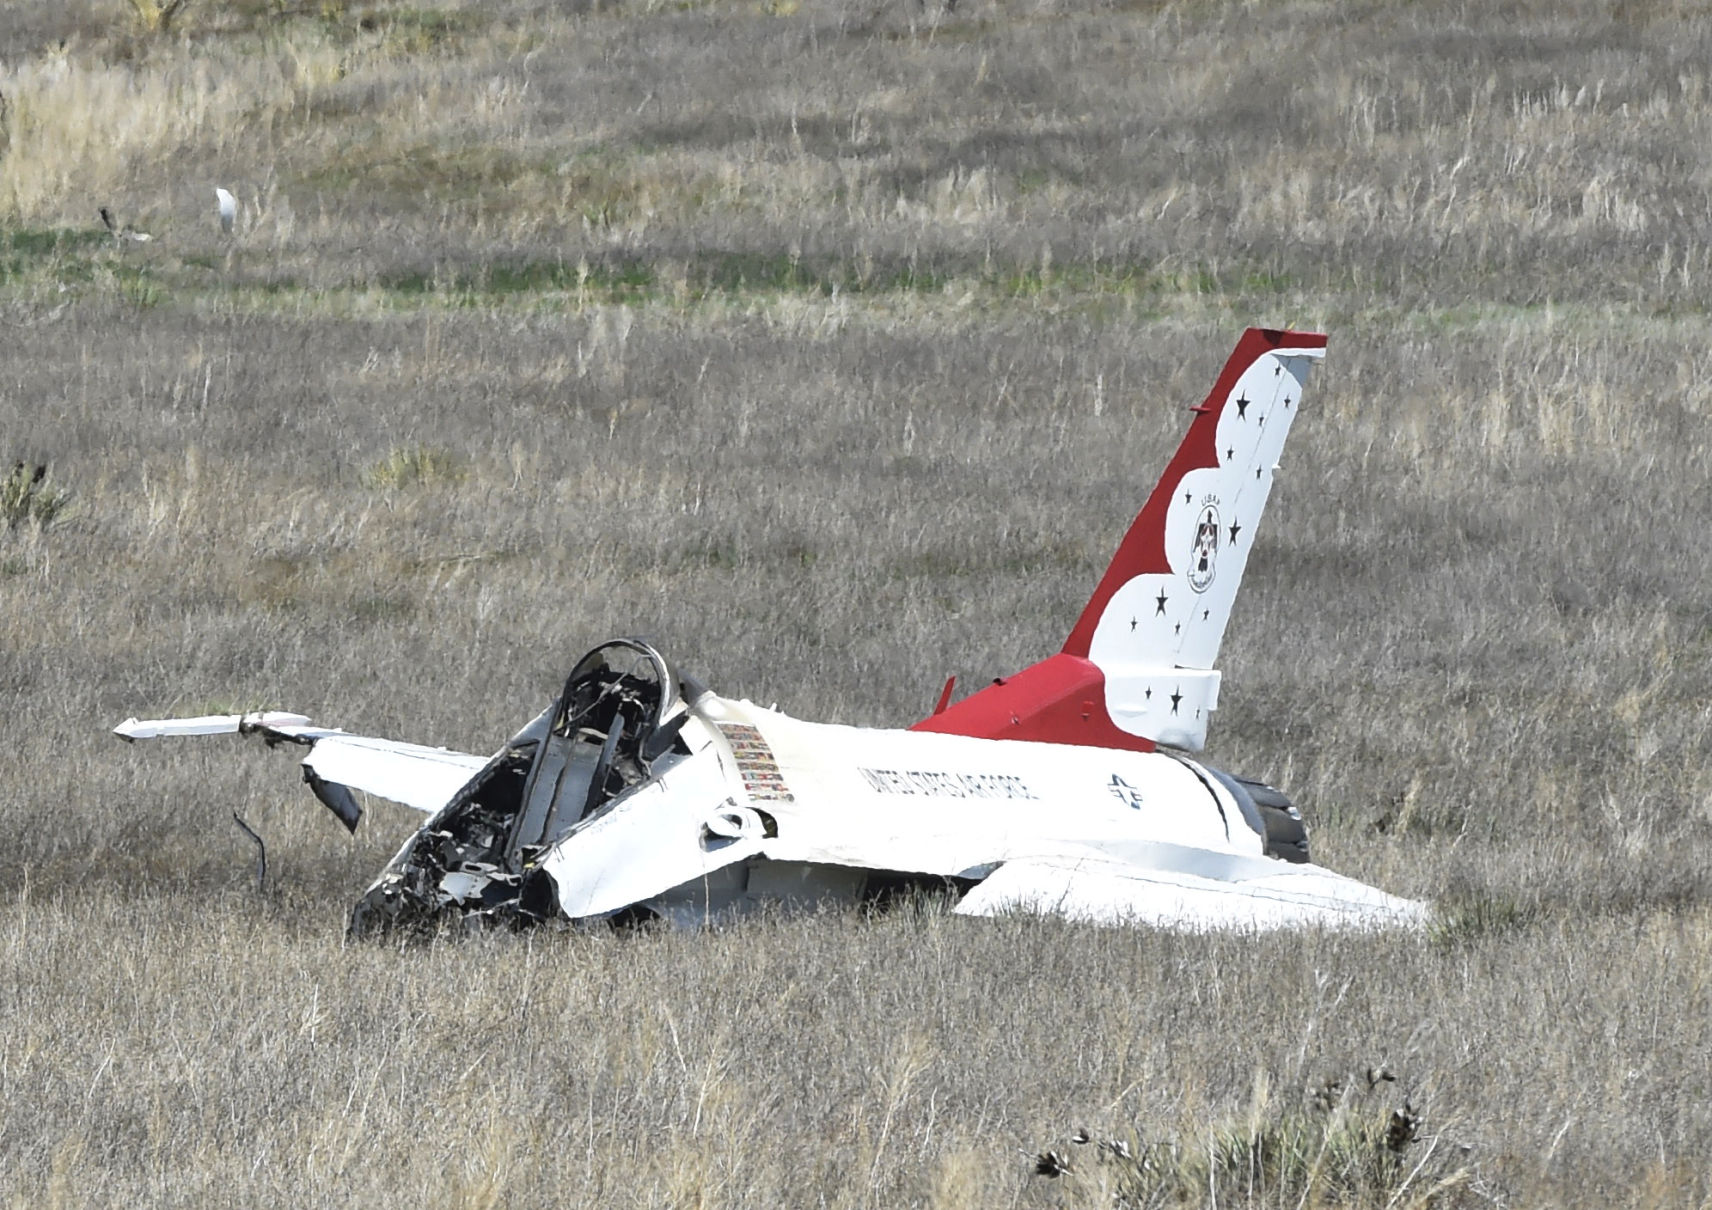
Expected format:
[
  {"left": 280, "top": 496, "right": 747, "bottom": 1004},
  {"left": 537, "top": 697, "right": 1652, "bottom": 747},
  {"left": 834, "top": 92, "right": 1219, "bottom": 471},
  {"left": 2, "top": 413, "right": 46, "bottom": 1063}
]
[
  {"left": 362, "top": 444, "right": 464, "bottom": 489},
  {"left": 1, "top": 461, "right": 70, "bottom": 530},
  {"left": 125, "top": 0, "right": 196, "bottom": 34},
  {"left": 1034, "top": 1070, "right": 1485, "bottom": 1209}
]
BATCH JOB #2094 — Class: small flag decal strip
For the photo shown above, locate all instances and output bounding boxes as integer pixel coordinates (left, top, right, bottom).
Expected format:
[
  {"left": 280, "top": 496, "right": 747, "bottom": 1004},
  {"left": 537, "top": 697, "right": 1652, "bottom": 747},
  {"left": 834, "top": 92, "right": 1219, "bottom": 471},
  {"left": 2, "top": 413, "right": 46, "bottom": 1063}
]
[{"left": 718, "top": 723, "right": 795, "bottom": 802}]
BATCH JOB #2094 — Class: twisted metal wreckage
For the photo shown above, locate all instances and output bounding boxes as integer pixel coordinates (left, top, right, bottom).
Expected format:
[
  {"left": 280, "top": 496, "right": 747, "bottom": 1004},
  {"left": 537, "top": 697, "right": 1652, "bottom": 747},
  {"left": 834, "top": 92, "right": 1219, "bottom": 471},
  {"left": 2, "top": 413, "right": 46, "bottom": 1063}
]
[{"left": 116, "top": 329, "right": 1425, "bottom": 937}]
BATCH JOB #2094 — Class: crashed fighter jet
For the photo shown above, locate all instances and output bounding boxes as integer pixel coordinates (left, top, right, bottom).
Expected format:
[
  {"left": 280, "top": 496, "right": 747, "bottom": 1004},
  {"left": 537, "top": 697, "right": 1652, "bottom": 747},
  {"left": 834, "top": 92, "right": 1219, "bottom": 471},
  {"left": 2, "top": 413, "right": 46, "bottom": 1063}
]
[{"left": 117, "top": 328, "right": 1424, "bottom": 936}]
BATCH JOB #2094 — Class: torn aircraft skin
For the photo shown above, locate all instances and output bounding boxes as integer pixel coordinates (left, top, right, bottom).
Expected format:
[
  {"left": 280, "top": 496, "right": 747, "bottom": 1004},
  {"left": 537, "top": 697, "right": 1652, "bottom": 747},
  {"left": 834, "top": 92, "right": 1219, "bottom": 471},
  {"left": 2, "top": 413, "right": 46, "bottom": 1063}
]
[{"left": 115, "top": 329, "right": 1426, "bottom": 937}]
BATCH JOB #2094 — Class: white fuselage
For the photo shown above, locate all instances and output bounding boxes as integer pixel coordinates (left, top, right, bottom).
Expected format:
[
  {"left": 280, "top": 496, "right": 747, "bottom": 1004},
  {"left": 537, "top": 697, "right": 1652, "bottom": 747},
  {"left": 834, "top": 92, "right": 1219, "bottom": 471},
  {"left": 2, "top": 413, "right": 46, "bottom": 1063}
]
[{"left": 535, "top": 694, "right": 1262, "bottom": 925}]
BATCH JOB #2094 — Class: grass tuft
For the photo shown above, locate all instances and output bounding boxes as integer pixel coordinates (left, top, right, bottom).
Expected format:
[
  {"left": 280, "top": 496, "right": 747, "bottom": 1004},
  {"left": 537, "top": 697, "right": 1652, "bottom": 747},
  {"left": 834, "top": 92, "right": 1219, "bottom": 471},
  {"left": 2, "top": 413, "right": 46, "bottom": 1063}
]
[
  {"left": 1040, "top": 1071, "right": 1481, "bottom": 1209},
  {"left": 1427, "top": 894, "right": 1539, "bottom": 949},
  {"left": 125, "top": 0, "right": 196, "bottom": 34},
  {"left": 362, "top": 443, "right": 464, "bottom": 489},
  {"left": 1, "top": 461, "right": 70, "bottom": 530}
]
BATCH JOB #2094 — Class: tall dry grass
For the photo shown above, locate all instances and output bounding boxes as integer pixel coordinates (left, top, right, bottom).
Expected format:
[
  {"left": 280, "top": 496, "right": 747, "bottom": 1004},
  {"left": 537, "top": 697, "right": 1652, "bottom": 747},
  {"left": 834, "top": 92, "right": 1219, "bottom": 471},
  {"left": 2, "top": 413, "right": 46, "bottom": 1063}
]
[
  {"left": 2, "top": 0, "right": 1710, "bottom": 1206},
  {"left": 5, "top": 0, "right": 1712, "bottom": 302}
]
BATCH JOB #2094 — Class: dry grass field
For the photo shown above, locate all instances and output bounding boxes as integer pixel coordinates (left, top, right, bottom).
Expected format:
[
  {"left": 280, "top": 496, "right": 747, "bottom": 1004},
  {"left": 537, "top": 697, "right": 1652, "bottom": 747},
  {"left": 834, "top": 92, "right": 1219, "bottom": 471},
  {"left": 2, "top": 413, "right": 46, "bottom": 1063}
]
[{"left": 2, "top": 0, "right": 1710, "bottom": 1205}]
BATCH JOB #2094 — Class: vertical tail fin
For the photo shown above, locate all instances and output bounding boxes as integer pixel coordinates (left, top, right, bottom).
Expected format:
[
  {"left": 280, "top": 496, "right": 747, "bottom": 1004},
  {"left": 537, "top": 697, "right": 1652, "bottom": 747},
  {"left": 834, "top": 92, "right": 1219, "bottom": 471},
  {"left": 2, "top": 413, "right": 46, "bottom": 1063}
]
[
  {"left": 1064, "top": 327, "right": 1325, "bottom": 748},
  {"left": 913, "top": 328, "right": 1325, "bottom": 752},
  {"left": 1066, "top": 327, "right": 1326, "bottom": 663}
]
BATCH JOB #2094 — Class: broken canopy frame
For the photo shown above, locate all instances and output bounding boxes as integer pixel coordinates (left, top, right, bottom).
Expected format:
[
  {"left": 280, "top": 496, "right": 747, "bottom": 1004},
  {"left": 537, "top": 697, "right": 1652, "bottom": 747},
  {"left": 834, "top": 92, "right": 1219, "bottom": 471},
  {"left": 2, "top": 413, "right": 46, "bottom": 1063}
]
[{"left": 343, "top": 639, "right": 704, "bottom": 934}]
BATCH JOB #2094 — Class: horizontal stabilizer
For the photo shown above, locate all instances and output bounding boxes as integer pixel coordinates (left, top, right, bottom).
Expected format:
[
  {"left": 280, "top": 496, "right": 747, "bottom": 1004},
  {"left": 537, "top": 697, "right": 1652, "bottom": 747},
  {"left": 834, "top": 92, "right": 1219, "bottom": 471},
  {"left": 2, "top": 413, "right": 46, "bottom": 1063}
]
[
  {"left": 954, "top": 851, "right": 1424, "bottom": 931},
  {"left": 113, "top": 711, "right": 488, "bottom": 822},
  {"left": 114, "top": 711, "right": 312, "bottom": 740}
]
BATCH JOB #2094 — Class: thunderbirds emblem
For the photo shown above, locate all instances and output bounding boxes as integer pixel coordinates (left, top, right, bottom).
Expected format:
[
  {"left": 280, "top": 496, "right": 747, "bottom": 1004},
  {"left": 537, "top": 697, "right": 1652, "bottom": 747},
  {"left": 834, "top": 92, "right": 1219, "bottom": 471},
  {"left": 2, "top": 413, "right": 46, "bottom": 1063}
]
[{"left": 1188, "top": 502, "right": 1220, "bottom": 592}]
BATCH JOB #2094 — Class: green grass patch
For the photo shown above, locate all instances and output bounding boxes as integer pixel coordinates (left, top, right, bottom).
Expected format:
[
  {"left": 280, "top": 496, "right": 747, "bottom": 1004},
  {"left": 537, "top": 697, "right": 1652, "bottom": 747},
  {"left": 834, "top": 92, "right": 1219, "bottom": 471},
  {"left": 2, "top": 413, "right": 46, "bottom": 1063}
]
[
  {"left": 0, "top": 214, "right": 1307, "bottom": 314},
  {"left": 373, "top": 258, "right": 654, "bottom": 302},
  {"left": 1, "top": 227, "right": 112, "bottom": 257},
  {"left": 0, "top": 226, "right": 114, "bottom": 285}
]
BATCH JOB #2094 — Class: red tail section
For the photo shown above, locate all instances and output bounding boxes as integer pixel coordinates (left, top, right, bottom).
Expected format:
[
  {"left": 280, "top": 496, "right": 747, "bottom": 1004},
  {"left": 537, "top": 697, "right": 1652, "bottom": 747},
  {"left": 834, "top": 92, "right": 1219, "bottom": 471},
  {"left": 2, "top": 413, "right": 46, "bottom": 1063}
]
[
  {"left": 912, "top": 328, "right": 1327, "bottom": 753},
  {"left": 910, "top": 651, "right": 1157, "bottom": 751}
]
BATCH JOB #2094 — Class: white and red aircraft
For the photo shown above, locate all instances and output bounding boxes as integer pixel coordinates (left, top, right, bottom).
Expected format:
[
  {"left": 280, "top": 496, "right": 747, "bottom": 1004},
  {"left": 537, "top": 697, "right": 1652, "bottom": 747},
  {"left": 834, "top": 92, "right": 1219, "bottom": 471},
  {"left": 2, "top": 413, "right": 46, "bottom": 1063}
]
[{"left": 116, "top": 328, "right": 1424, "bottom": 935}]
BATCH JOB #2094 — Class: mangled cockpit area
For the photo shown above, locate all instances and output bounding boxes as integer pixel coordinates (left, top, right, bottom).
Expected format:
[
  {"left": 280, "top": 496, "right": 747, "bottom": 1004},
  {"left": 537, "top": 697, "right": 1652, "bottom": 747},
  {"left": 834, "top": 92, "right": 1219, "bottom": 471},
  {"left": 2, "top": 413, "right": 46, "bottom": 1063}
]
[{"left": 348, "top": 639, "right": 691, "bottom": 938}]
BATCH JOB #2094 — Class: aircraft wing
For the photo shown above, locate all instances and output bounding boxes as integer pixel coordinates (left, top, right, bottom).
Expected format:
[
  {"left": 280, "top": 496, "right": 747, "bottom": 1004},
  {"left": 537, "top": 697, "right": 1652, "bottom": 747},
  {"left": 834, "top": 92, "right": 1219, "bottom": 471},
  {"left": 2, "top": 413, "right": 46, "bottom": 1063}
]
[
  {"left": 113, "top": 712, "right": 489, "bottom": 829},
  {"left": 951, "top": 850, "right": 1424, "bottom": 930}
]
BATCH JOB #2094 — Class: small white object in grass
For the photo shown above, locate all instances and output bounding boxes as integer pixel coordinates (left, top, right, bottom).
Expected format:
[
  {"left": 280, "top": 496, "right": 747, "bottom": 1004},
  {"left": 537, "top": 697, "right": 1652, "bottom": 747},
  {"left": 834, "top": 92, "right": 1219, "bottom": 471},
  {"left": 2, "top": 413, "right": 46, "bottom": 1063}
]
[{"left": 215, "top": 187, "right": 236, "bottom": 234}]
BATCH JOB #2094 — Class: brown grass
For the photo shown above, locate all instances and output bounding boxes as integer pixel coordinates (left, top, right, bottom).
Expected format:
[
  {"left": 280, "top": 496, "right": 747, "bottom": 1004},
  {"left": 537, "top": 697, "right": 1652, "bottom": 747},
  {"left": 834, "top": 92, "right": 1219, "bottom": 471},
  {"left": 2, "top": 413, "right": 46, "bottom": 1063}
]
[{"left": 2, "top": 0, "right": 1711, "bottom": 1205}]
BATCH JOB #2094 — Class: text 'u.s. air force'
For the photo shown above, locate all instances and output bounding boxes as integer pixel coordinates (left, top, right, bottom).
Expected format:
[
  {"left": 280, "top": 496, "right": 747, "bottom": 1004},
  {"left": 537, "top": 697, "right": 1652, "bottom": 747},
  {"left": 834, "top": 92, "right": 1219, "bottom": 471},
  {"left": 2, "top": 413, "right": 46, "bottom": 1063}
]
[{"left": 859, "top": 768, "right": 1038, "bottom": 799}]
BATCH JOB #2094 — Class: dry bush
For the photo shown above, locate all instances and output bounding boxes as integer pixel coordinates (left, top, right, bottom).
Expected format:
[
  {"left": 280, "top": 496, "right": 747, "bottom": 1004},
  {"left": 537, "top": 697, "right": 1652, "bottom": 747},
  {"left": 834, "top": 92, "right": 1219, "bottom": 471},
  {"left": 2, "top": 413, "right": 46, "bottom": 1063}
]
[
  {"left": 1, "top": 461, "right": 70, "bottom": 529},
  {"left": 1033, "top": 1069, "right": 1482, "bottom": 1208},
  {"left": 362, "top": 443, "right": 464, "bottom": 489},
  {"left": 125, "top": 0, "right": 196, "bottom": 34}
]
